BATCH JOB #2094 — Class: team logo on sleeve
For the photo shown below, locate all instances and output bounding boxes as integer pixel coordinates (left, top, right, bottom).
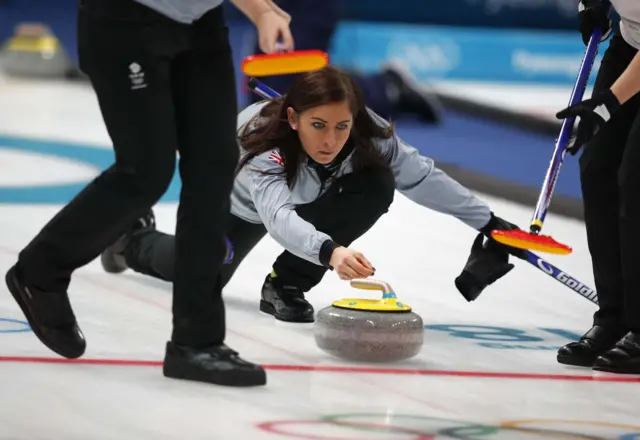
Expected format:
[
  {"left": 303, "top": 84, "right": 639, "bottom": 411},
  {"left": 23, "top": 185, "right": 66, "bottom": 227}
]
[{"left": 268, "top": 150, "right": 284, "bottom": 166}]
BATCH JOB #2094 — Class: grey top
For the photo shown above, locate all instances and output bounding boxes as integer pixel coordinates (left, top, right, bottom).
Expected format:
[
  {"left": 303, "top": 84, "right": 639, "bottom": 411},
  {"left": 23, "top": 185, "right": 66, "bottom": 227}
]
[
  {"left": 132, "top": 0, "right": 224, "bottom": 23},
  {"left": 231, "top": 101, "right": 492, "bottom": 266},
  {"left": 611, "top": 0, "right": 640, "bottom": 50}
]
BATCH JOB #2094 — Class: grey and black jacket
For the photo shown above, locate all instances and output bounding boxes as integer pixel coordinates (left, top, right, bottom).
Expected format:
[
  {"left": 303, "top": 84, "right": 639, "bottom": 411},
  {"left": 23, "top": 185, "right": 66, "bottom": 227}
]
[{"left": 231, "top": 101, "right": 492, "bottom": 267}]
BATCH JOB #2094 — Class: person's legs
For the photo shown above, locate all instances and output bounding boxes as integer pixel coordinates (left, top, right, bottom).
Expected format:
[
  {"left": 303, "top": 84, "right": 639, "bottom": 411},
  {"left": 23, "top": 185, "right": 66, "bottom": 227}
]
[
  {"left": 168, "top": 7, "right": 239, "bottom": 348},
  {"left": 6, "top": 0, "right": 183, "bottom": 359},
  {"left": 619, "top": 112, "right": 640, "bottom": 336},
  {"left": 582, "top": 35, "right": 640, "bottom": 331},
  {"left": 557, "top": 33, "right": 640, "bottom": 367},
  {"left": 592, "top": 106, "right": 640, "bottom": 374},
  {"left": 161, "top": 7, "right": 267, "bottom": 386},
  {"left": 262, "top": 166, "right": 396, "bottom": 322}
]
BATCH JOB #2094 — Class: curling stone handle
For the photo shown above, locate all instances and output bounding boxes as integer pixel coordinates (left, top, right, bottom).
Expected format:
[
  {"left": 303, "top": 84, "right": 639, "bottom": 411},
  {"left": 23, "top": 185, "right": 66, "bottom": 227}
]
[{"left": 350, "top": 279, "right": 395, "bottom": 295}]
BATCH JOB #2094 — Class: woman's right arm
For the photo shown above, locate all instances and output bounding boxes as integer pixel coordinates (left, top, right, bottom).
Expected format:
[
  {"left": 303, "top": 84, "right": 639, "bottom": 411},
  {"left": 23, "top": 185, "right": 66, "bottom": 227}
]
[
  {"left": 247, "top": 151, "right": 336, "bottom": 267},
  {"left": 229, "top": 0, "right": 293, "bottom": 53},
  {"left": 246, "top": 152, "right": 375, "bottom": 278}
]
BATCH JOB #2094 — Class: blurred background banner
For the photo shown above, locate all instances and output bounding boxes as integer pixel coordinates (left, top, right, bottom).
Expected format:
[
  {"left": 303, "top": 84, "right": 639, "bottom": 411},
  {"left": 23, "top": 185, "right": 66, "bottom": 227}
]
[
  {"left": 0, "top": 0, "right": 616, "bottom": 86},
  {"left": 223, "top": 0, "right": 585, "bottom": 29},
  {"left": 1, "top": 0, "right": 609, "bottom": 30},
  {"left": 0, "top": 0, "right": 618, "bottom": 215},
  {"left": 330, "top": 23, "right": 601, "bottom": 85}
]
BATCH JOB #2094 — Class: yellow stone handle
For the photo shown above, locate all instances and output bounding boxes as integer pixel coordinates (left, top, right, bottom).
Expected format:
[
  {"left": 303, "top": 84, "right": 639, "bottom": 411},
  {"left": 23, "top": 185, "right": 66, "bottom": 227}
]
[{"left": 350, "top": 279, "right": 394, "bottom": 295}]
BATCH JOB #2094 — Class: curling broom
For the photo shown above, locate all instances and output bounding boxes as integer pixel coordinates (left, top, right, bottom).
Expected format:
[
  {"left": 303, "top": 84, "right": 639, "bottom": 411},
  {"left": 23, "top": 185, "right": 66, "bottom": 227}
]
[
  {"left": 491, "top": 14, "right": 610, "bottom": 256},
  {"left": 241, "top": 49, "right": 328, "bottom": 77}
]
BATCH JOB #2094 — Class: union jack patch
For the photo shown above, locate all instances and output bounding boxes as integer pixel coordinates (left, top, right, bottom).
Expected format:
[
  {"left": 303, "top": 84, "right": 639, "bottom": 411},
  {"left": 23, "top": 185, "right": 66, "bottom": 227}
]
[{"left": 268, "top": 150, "right": 284, "bottom": 166}]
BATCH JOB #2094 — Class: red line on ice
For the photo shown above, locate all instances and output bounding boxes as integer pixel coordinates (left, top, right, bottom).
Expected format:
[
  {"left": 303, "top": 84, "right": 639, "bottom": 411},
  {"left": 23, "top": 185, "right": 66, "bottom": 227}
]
[{"left": 0, "top": 355, "right": 639, "bottom": 382}]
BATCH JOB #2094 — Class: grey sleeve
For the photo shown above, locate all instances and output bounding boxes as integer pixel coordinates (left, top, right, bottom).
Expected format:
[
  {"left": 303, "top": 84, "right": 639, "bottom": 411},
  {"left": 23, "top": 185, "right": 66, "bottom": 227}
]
[
  {"left": 246, "top": 152, "right": 333, "bottom": 266},
  {"left": 372, "top": 113, "right": 492, "bottom": 230}
]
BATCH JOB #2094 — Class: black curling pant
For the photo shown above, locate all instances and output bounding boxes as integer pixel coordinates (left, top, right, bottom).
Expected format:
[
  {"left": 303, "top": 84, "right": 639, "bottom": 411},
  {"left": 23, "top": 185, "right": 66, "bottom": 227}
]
[
  {"left": 124, "top": 167, "right": 396, "bottom": 292},
  {"left": 579, "top": 33, "right": 640, "bottom": 332},
  {"left": 17, "top": 0, "right": 239, "bottom": 346}
]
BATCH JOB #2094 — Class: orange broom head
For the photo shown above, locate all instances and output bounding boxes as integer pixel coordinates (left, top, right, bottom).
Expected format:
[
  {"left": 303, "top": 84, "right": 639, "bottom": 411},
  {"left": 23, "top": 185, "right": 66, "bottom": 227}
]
[
  {"left": 491, "top": 229, "right": 573, "bottom": 255},
  {"left": 241, "top": 50, "right": 329, "bottom": 77}
]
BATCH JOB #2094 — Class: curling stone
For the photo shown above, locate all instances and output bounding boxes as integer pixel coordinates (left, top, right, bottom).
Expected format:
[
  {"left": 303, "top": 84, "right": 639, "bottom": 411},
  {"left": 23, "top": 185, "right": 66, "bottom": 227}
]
[
  {"left": 0, "top": 23, "right": 73, "bottom": 79},
  {"left": 314, "top": 279, "right": 423, "bottom": 363}
]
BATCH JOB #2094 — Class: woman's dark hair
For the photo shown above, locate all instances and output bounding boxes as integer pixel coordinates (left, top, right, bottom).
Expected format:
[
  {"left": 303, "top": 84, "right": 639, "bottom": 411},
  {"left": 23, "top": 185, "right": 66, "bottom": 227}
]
[{"left": 237, "top": 65, "right": 394, "bottom": 188}]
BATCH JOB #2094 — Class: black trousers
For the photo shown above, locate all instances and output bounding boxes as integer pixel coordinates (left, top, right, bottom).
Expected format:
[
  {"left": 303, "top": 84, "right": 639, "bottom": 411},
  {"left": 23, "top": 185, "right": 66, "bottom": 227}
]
[
  {"left": 124, "top": 167, "right": 396, "bottom": 293},
  {"left": 17, "top": 0, "right": 239, "bottom": 346},
  {"left": 580, "top": 33, "right": 640, "bottom": 332}
]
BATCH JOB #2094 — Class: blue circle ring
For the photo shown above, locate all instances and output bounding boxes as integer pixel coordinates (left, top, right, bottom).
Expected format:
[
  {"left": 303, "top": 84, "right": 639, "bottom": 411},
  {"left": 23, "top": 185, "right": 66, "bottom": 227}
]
[
  {"left": 0, "top": 318, "right": 31, "bottom": 333},
  {"left": 0, "top": 135, "right": 181, "bottom": 204}
]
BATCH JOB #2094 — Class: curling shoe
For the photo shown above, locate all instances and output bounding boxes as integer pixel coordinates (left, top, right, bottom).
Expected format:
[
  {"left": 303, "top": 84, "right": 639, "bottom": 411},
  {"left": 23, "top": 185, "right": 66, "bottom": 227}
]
[
  {"left": 101, "top": 209, "right": 156, "bottom": 274},
  {"left": 163, "top": 342, "right": 266, "bottom": 386},
  {"left": 101, "top": 209, "right": 235, "bottom": 274},
  {"left": 593, "top": 332, "right": 640, "bottom": 374},
  {"left": 259, "top": 273, "right": 314, "bottom": 323},
  {"left": 557, "top": 325, "right": 627, "bottom": 367},
  {"left": 5, "top": 264, "right": 86, "bottom": 359}
]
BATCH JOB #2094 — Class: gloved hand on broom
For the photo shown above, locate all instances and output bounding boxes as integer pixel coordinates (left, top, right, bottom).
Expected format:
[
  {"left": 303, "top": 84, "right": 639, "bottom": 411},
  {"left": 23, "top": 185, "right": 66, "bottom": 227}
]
[
  {"left": 557, "top": 2, "right": 640, "bottom": 156},
  {"left": 556, "top": 88, "right": 621, "bottom": 156},
  {"left": 556, "top": 48, "right": 640, "bottom": 156},
  {"left": 578, "top": 0, "right": 612, "bottom": 46}
]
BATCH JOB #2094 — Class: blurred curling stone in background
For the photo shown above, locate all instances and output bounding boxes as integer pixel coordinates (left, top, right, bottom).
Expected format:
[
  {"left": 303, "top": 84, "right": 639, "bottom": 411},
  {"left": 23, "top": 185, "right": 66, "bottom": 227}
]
[
  {"left": 314, "top": 279, "right": 424, "bottom": 363},
  {"left": 0, "top": 23, "right": 78, "bottom": 79}
]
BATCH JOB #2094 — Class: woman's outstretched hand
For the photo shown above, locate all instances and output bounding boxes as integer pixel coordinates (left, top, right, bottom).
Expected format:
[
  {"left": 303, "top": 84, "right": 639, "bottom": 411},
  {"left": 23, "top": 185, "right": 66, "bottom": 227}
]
[{"left": 330, "top": 247, "right": 375, "bottom": 280}]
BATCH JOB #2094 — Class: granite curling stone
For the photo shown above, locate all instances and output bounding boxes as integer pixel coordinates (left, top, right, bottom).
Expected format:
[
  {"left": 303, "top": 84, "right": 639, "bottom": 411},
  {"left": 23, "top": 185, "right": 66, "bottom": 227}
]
[
  {"left": 314, "top": 279, "right": 424, "bottom": 363},
  {"left": 0, "top": 24, "right": 74, "bottom": 79}
]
